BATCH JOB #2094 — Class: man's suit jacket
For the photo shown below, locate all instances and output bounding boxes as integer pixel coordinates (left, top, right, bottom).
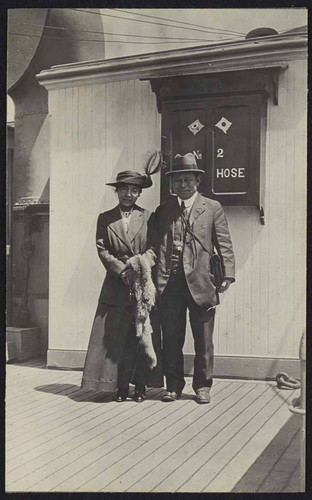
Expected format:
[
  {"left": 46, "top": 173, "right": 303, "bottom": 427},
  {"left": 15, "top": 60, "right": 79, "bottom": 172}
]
[
  {"left": 96, "top": 204, "right": 155, "bottom": 306},
  {"left": 147, "top": 193, "right": 235, "bottom": 309}
]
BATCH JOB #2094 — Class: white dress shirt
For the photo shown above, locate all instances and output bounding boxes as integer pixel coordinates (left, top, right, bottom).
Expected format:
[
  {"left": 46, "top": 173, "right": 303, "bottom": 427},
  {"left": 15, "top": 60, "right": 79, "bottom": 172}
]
[
  {"left": 177, "top": 191, "right": 198, "bottom": 214},
  {"left": 119, "top": 207, "right": 133, "bottom": 233}
]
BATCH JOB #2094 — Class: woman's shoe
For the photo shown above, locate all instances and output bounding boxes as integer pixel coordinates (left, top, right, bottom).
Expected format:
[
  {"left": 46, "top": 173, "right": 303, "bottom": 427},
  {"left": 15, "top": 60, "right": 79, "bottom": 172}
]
[
  {"left": 133, "top": 384, "right": 146, "bottom": 403},
  {"left": 115, "top": 388, "right": 129, "bottom": 402}
]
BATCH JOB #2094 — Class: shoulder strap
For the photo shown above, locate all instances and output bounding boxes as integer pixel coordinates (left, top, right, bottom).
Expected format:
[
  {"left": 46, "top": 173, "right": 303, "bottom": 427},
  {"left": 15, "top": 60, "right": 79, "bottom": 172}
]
[{"left": 180, "top": 210, "right": 213, "bottom": 258}]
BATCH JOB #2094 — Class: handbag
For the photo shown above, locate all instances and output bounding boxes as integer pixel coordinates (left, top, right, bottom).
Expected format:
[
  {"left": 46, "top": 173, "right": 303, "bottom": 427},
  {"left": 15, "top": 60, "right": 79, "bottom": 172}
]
[{"left": 209, "top": 253, "right": 224, "bottom": 289}]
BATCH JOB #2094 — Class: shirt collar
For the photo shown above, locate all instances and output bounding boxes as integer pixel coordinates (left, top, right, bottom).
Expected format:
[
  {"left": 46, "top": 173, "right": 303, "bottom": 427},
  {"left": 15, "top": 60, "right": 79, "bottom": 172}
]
[
  {"left": 177, "top": 191, "right": 198, "bottom": 210},
  {"left": 119, "top": 206, "right": 134, "bottom": 217}
]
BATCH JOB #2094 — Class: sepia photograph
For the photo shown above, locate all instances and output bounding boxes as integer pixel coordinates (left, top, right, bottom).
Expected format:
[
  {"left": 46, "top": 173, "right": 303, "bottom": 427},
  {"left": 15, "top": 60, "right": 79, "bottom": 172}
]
[{"left": 5, "top": 6, "right": 307, "bottom": 493}]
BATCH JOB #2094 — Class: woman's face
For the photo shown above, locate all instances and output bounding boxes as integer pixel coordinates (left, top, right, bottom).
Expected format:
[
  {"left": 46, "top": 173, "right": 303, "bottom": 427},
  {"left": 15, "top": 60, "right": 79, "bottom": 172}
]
[{"left": 116, "top": 183, "right": 141, "bottom": 210}]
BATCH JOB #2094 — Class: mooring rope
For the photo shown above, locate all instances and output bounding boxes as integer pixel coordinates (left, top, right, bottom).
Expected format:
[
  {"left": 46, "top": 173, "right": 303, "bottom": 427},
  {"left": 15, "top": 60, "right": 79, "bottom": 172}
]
[{"left": 276, "top": 372, "right": 301, "bottom": 390}]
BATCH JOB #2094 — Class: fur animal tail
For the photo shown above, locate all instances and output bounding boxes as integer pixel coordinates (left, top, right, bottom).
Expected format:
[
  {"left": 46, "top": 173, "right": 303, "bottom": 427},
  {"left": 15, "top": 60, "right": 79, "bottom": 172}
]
[
  {"left": 127, "top": 253, "right": 158, "bottom": 369},
  {"left": 139, "top": 322, "right": 157, "bottom": 369}
]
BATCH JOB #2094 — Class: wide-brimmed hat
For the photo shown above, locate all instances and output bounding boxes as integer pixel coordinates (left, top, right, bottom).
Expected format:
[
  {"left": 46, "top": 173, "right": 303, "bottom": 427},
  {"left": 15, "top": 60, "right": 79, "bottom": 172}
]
[
  {"left": 165, "top": 153, "right": 205, "bottom": 176},
  {"left": 106, "top": 170, "right": 152, "bottom": 189}
]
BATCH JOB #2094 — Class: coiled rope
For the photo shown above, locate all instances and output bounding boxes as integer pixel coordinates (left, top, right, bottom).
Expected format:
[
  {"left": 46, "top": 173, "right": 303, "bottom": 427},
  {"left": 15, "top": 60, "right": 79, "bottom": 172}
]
[{"left": 276, "top": 372, "right": 301, "bottom": 390}]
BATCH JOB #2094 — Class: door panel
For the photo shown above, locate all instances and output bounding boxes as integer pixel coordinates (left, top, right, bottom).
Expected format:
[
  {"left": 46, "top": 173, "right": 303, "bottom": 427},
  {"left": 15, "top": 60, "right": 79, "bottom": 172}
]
[{"left": 161, "top": 95, "right": 262, "bottom": 206}]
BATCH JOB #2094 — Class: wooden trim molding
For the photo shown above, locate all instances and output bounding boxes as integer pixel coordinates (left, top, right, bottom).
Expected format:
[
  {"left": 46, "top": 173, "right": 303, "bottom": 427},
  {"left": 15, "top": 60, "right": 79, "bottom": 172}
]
[
  {"left": 37, "top": 32, "right": 307, "bottom": 91},
  {"left": 149, "top": 66, "right": 285, "bottom": 112},
  {"left": 47, "top": 349, "right": 300, "bottom": 380},
  {"left": 47, "top": 349, "right": 87, "bottom": 370},
  {"left": 185, "top": 355, "right": 300, "bottom": 381}
]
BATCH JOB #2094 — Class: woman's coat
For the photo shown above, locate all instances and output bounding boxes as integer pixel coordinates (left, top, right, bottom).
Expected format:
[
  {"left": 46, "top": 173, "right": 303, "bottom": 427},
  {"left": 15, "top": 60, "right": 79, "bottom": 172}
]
[
  {"left": 81, "top": 204, "right": 162, "bottom": 392},
  {"left": 96, "top": 204, "right": 155, "bottom": 306}
]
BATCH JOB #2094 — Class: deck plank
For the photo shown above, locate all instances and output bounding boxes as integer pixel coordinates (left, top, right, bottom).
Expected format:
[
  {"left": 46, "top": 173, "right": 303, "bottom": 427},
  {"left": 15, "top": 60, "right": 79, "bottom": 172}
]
[
  {"left": 126, "top": 383, "right": 268, "bottom": 492},
  {"left": 6, "top": 387, "right": 181, "bottom": 490},
  {"left": 282, "top": 462, "right": 301, "bottom": 492},
  {"left": 179, "top": 389, "right": 297, "bottom": 492},
  {"left": 204, "top": 392, "right": 299, "bottom": 492},
  {"left": 6, "top": 363, "right": 300, "bottom": 493},
  {"left": 7, "top": 387, "right": 109, "bottom": 442},
  {"left": 6, "top": 370, "right": 79, "bottom": 401},
  {"left": 6, "top": 387, "right": 165, "bottom": 474},
  {"left": 71, "top": 382, "right": 243, "bottom": 492},
  {"left": 7, "top": 385, "right": 85, "bottom": 427},
  {"left": 8, "top": 385, "right": 194, "bottom": 491},
  {"left": 231, "top": 413, "right": 300, "bottom": 492},
  {"left": 151, "top": 384, "right": 279, "bottom": 492},
  {"left": 6, "top": 384, "right": 85, "bottom": 426},
  {"left": 47, "top": 384, "right": 203, "bottom": 492}
]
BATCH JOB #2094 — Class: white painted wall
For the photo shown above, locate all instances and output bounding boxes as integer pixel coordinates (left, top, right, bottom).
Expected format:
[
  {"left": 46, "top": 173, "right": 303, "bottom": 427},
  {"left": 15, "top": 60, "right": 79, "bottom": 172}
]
[
  {"left": 47, "top": 59, "right": 306, "bottom": 364},
  {"left": 48, "top": 80, "right": 161, "bottom": 351},
  {"left": 185, "top": 58, "right": 306, "bottom": 359}
]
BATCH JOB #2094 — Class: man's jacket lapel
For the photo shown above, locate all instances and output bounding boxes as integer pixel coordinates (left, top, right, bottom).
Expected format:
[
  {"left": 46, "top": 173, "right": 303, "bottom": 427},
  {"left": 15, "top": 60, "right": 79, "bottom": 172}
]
[{"left": 189, "top": 193, "right": 208, "bottom": 226}]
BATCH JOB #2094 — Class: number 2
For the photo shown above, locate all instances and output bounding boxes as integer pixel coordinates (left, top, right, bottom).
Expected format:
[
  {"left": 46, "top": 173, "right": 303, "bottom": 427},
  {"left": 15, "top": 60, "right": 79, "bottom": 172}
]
[{"left": 217, "top": 148, "right": 224, "bottom": 158}]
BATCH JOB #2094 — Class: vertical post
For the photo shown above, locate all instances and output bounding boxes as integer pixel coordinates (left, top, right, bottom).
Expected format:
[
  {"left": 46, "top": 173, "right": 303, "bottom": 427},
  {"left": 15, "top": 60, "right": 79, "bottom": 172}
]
[
  {"left": 18, "top": 210, "right": 35, "bottom": 327},
  {"left": 6, "top": 125, "right": 14, "bottom": 326},
  {"left": 6, "top": 141, "right": 13, "bottom": 325},
  {"left": 299, "top": 330, "right": 306, "bottom": 492},
  {"left": 289, "top": 329, "right": 306, "bottom": 491}
]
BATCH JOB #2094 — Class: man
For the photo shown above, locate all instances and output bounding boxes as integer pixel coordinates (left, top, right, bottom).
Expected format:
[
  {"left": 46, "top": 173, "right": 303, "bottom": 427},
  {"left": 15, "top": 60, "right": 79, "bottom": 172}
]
[{"left": 147, "top": 152, "right": 235, "bottom": 404}]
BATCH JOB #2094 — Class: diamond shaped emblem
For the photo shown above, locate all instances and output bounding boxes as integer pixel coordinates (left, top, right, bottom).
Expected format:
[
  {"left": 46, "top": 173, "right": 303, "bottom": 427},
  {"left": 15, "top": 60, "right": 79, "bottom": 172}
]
[
  {"left": 215, "top": 117, "right": 232, "bottom": 134},
  {"left": 188, "top": 119, "right": 204, "bottom": 136}
]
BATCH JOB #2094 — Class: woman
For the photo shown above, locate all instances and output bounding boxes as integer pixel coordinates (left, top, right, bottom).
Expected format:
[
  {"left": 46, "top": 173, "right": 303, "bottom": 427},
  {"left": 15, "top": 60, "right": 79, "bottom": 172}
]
[{"left": 81, "top": 167, "right": 163, "bottom": 402}]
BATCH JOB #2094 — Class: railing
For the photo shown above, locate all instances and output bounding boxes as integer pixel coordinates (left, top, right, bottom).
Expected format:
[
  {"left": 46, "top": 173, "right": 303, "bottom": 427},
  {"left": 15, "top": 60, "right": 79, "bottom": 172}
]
[{"left": 289, "top": 329, "right": 306, "bottom": 492}]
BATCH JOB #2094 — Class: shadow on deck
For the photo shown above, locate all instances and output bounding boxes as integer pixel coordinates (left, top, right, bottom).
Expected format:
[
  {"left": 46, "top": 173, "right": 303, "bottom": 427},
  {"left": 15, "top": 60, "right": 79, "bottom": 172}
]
[{"left": 6, "top": 358, "right": 302, "bottom": 493}]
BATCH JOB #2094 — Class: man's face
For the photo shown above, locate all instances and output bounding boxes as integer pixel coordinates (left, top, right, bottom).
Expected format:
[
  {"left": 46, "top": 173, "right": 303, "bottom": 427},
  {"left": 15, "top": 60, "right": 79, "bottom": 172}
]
[{"left": 171, "top": 173, "right": 200, "bottom": 200}]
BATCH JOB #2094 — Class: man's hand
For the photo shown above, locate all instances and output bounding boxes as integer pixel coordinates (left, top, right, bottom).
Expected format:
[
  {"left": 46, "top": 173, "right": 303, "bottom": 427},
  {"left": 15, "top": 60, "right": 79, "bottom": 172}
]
[{"left": 217, "top": 278, "right": 232, "bottom": 293}]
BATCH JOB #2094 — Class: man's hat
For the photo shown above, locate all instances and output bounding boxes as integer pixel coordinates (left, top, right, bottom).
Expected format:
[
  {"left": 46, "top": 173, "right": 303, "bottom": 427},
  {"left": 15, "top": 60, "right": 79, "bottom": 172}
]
[
  {"left": 106, "top": 170, "right": 152, "bottom": 189},
  {"left": 165, "top": 153, "right": 205, "bottom": 176}
]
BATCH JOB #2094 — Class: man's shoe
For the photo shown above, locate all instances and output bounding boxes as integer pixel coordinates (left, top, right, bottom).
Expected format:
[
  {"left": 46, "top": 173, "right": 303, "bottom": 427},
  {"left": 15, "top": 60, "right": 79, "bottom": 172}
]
[
  {"left": 133, "top": 385, "right": 146, "bottom": 403},
  {"left": 162, "top": 391, "right": 180, "bottom": 402},
  {"left": 195, "top": 387, "right": 211, "bottom": 404},
  {"left": 115, "top": 388, "right": 128, "bottom": 402}
]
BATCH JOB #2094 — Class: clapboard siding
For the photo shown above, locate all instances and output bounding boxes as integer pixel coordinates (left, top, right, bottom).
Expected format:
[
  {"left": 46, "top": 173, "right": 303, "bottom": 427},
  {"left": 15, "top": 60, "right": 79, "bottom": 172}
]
[
  {"left": 48, "top": 80, "right": 161, "bottom": 351},
  {"left": 205, "top": 59, "right": 306, "bottom": 359},
  {"left": 48, "top": 58, "right": 306, "bottom": 364},
  {"left": 185, "top": 59, "right": 306, "bottom": 359}
]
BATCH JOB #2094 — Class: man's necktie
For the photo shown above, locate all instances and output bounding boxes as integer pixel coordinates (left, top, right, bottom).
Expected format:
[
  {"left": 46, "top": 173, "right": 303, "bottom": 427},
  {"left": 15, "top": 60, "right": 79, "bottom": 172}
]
[{"left": 181, "top": 201, "right": 187, "bottom": 217}]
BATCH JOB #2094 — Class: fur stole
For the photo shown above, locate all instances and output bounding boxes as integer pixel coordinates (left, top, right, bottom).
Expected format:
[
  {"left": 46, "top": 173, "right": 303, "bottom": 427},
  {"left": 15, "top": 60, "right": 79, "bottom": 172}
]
[{"left": 127, "top": 254, "right": 157, "bottom": 368}]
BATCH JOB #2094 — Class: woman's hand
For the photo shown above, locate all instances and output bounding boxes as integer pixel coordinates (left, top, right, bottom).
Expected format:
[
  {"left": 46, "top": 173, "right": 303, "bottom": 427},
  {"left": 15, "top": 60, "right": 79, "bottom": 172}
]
[{"left": 120, "top": 267, "right": 134, "bottom": 286}]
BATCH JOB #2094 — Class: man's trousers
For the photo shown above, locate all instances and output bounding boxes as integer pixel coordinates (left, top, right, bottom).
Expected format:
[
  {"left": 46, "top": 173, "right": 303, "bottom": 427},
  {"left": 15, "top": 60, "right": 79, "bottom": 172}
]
[{"left": 160, "top": 269, "right": 216, "bottom": 395}]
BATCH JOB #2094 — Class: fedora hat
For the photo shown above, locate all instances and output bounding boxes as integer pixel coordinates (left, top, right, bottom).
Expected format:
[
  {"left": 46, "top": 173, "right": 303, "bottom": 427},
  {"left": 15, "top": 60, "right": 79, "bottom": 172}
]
[
  {"left": 106, "top": 170, "right": 152, "bottom": 189},
  {"left": 165, "top": 153, "right": 205, "bottom": 176}
]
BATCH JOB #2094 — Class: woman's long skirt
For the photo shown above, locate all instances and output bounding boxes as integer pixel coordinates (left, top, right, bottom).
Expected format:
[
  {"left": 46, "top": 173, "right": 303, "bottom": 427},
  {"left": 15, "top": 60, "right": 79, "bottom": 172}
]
[{"left": 81, "top": 301, "right": 163, "bottom": 392}]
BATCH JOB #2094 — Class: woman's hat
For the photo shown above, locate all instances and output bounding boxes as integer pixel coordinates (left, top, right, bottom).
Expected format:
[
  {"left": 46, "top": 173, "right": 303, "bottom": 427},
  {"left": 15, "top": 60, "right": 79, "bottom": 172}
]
[
  {"left": 165, "top": 153, "right": 205, "bottom": 176},
  {"left": 106, "top": 170, "right": 152, "bottom": 189}
]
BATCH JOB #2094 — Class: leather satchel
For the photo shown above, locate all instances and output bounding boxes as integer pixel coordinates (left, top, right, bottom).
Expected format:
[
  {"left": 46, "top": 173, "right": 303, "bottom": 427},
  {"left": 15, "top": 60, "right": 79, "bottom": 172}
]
[
  {"left": 209, "top": 253, "right": 224, "bottom": 289},
  {"left": 210, "top": 225, "right": 225, "bottom": 288}
]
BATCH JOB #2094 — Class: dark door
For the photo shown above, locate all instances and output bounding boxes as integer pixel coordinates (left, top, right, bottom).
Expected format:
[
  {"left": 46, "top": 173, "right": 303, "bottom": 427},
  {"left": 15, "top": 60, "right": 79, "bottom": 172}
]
[{"left": 161, "top": 94, "right": 262, "bottom": 206}]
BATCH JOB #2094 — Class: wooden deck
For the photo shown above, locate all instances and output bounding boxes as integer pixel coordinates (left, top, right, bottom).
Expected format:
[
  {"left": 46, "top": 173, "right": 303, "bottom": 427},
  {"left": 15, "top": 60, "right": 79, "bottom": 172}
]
[{"left": 6, "top": 359, "right": 301, "bottom": 493}]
